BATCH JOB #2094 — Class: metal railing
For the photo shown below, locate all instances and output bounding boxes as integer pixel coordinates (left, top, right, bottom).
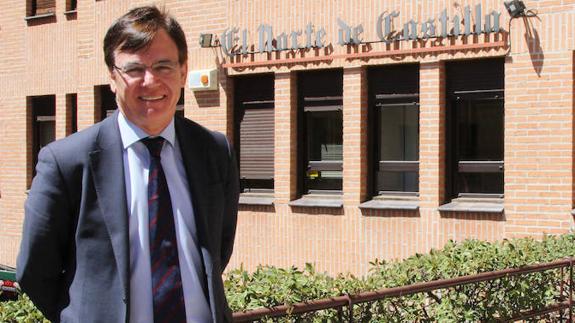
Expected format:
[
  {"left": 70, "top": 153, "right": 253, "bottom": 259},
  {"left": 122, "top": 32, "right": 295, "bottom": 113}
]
[{"left": 233, "top": 258, "right": 574, "bottom": 322}]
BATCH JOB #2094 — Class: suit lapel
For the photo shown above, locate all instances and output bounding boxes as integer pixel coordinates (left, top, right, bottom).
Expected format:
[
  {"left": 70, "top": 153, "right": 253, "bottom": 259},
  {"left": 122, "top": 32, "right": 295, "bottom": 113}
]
[
  {"left": 175, "top": 117, "right": 219, "bottom": 316},
  {"left": 175, "top": 117, "right": 212, "bottom": 252},
  {"left": 89, "top": 112, "right": 130, "bottom": 300}
]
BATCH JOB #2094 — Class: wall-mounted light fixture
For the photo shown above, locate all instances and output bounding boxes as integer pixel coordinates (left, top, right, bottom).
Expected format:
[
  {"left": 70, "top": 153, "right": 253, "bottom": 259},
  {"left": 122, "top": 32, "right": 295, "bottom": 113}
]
[
  {"left": 503, "top": 0, "right": 538, "bottom": 56},
  {"left": 199, "top": 33, "right": 214, "bottom": 48},
  {"left": 504, "top": 0, "right": 527, "bottom": 18}
]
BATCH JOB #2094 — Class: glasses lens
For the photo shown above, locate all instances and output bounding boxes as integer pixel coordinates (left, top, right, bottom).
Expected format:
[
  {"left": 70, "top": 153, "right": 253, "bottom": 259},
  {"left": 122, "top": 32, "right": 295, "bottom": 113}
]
[
  {"left": 152, "top": 61, "right": 178, "bottom": 76},
  {"left": 121, "top": 64, "right": 147, "bottom": 78}
]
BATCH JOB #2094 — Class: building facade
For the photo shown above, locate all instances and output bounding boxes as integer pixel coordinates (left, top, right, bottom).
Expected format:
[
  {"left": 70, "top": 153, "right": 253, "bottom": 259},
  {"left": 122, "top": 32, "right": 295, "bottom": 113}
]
[{"left": 1, "top": 0, "right": 574, "bottom": 276}]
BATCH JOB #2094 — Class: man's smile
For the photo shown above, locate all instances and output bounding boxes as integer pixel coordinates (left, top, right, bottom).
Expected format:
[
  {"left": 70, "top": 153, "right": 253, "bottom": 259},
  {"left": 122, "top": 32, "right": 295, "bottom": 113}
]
[{"left": 139, "top": 95, "right": 166, "bottom": 101}]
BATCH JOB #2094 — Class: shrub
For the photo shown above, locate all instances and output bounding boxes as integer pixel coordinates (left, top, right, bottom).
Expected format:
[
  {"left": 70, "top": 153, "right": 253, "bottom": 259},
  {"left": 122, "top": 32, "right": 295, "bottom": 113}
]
[
  {"left": 0, "top": 293, "right": 48, "bottom": 323},
  {"left": 227, "top": 234, "right": 575, "bottom": 322},
  {"left": 2, "top": 234, "right": 574, "bottom": 321}
]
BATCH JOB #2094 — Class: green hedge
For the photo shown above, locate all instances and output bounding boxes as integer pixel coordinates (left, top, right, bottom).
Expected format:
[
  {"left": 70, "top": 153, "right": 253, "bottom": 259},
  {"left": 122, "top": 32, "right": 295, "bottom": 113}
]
[
  {"left": 2, "top": 234, "right": 575, "bottom": 322},
  {"left": 0, "top": 294, "right": 49, "bottom": 323},
  {"left": 225, "top": 234, "right": 575, "bottom": 321}
]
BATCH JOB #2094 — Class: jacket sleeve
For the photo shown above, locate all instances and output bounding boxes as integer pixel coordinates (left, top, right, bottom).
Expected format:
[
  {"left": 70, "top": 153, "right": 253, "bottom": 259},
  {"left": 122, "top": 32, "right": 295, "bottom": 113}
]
[
  {"left": 218, "top": 136, "right": 239, "bottom": 271},
  {"left": 17, "top": 145, "right": 72, "bottom": 322}
]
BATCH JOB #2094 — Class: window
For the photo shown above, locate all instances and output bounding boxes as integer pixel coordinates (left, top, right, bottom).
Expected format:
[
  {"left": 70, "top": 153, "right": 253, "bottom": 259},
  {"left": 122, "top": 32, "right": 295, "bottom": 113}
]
[
  {"left": 95, "top": 85, "right": 117, "bottom": 121},
  {"left": 446, "top": 58, "right": 504, "bottom": 199},
  {"left": 234, "top": 74, "right": 274, "bottom": 193},
  {"left": 27, "top": 0, "right": 55, "bottom": 17},
  {"left": 369, "top": 64, "right": 420, "bottom": 196},
  {"left": 65, "top": 0, "right": 77, "bottom": 12},
  {"left": 30, "top": 95, "right": 56, "bottom": 177},
  {"left": 66, "top": 93, "right": 77, "bottom": 134},
  {"left": 298, "top": 70, "right": 343, "bottom": 195}
]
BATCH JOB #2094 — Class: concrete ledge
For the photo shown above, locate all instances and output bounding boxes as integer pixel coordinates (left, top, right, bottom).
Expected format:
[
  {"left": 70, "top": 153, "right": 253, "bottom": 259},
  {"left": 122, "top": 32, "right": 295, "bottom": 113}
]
[
  {"left": 439, "top": 199, "right": 504, "bottom": 214},
  {"left": 24, "top": 12, "right": 56, "bottom": 21},
  {"left": 289, "top": 196, "right": 343, "bottom": 208},
  {"left": 359, "top": 199, "right": 419, "bottom": 211},
  {"left": 239, "top": 193, "right": 274, "bottom": 206}
]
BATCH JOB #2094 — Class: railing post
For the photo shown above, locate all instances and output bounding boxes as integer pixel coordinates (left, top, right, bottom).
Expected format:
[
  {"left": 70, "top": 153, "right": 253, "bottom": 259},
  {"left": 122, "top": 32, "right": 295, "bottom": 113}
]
[
  {"left": 560, "top": 266, "right": 564, "bottom": 323},
  {"left": 346, "top": 294, "right": 354, "bottom": 323},
  {"left": 569, "top": 258, "right": 573, "bottom": 322}
]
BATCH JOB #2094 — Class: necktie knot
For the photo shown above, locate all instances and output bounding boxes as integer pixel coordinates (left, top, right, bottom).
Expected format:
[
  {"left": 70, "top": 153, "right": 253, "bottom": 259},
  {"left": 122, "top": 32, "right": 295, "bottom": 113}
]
[{"left": 142, "top": 137, "right": 165, "bottom": 159}]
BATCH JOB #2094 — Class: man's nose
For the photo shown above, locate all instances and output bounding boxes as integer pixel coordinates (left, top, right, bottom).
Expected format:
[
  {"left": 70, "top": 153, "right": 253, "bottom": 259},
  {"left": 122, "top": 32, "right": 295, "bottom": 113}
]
[{"left": 141, "top": 68, "right": 160, "bottom": 86}]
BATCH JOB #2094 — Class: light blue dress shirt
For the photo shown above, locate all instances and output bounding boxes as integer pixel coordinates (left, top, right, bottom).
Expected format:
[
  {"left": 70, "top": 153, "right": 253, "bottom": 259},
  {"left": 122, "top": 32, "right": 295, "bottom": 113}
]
[{"left": 117, "top": 112, "right": 211, "bottom": 323}]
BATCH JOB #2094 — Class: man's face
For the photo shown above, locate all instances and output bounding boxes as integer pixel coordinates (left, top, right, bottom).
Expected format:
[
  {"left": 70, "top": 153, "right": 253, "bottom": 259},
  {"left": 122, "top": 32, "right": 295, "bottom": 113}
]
[{"left": 109, "top": 29, "right": 187, "bottom": 135}]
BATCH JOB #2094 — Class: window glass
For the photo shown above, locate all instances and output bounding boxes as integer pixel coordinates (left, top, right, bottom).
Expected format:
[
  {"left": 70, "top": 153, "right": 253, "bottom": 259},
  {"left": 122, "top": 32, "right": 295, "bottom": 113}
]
[
  {"left": 66, "top": 93, "right": 78, "bottom": 134},
  {"left": 453, "top": 98, "right": 504, "bottom": 195},
  {"left": 37, "top": 119, "right": 55, "bottom": 148},
  {"left": 28, "top": 0, "right": 55, "bottom": 16},
  {"left": 305, "top": 110, "right": 343, "bottom": 192},
  {"left": 67, "top": 0, "right": 77, "bottom": 11},
  {"left": 379, "top": 105, "right": 418, "bottom": 161},
  {"left": 457, "top": 173, "right": 503, "bottom": 195},
  {"left": 377, "top": 104, "right": 419, "bottom": 192},
  {"left": 95, "top": 85, "right": 117, "bottom": 121},
  {"left": 457, "top": 99, "right": 503, "bottom": 161}
]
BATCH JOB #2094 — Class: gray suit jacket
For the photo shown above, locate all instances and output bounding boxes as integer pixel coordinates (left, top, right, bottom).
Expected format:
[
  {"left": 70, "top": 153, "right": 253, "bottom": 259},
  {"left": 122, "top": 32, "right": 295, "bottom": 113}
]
[{"left": 17, "top": 112, "right": 239, "bottom": 323}]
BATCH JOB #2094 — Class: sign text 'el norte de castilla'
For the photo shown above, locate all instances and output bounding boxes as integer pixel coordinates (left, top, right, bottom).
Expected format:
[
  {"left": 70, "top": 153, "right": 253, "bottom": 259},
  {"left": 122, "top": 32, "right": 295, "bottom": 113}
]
[{"left": 219, "top": 4, "right": 502, "bottom": 57}]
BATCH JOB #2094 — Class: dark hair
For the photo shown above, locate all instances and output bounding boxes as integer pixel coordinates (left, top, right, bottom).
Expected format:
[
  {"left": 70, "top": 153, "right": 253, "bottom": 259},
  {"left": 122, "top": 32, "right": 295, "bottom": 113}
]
[{"left": 103, "top": 6, "right": 188, "bottom": 69}]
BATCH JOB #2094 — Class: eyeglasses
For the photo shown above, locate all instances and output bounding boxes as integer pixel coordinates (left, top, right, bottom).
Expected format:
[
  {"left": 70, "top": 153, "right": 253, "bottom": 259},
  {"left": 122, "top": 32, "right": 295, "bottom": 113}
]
[{"left": 113, "top": 60, "right": 180, "bottom": 79}]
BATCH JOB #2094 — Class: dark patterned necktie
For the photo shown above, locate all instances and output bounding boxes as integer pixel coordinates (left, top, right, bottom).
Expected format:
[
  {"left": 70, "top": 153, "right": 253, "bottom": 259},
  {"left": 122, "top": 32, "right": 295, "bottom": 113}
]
[{"left": 142, "top": 137, "right": 186, "bottom": 323}]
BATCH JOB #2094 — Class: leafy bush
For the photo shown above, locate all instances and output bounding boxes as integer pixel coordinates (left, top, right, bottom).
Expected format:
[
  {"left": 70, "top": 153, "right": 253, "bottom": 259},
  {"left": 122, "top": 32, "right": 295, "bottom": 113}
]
[
  {"left": 227, "top": 234, "right": 575, "bottom": 322},
  {"left": 225, "top": 263, "right": 366, "bottom": 321},
  {"left": 0, "top": 293, "right": 48, "bottom": 323},
  {"left": 2, "top": 234, "right": 575, "bottom": 322}
]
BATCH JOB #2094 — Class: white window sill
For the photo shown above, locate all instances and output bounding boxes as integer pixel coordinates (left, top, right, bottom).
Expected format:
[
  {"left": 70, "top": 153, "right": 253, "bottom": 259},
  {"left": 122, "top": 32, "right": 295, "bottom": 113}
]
[
  {"left": 239, "top": 192, "right": 274, "bottom": 206},
  {"left": 439, "top": 198, "right": 504, "bottom": 214},
  {"left": 25, "top": 12, "right": 56, "bottom": 21},
  {"left": 359, "top": 198, "right": 419, "bottom": 211},
  {"left": 289, "top": 194, "right": 343, "bottom": 208}
]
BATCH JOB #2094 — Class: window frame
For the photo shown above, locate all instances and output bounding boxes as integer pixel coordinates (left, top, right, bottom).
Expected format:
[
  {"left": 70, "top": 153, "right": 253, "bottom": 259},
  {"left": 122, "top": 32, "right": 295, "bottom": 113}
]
[
  {"left": 26, "top": 0, "right": 56, "bottom": 18},
  {"left": 368, "top": 64, "right": 420, "bottom": 198},
  {"left": 233, "top": 74, "right": 275, "bottom": 195},
  {"left": 30, "top": 95, "right": 56, "bottom": 178},
  {"left": 445, "top": 58, "right": 505, "bottom": 200},
  {"left": 297, "top": 70, "right": 344, "bottom": 197}
]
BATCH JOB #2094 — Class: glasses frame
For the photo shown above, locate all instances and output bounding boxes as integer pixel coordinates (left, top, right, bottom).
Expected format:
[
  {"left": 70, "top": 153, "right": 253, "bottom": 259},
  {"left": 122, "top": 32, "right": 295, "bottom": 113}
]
[{"left": 112, "top": 60, "right": 180, "bottom": 80}]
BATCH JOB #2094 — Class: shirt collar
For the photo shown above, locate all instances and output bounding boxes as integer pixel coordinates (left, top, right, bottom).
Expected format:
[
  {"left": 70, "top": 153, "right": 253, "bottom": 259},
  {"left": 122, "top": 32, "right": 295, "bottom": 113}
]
[{"left": 117, "top": 111, "right": 176, "bottom": 149}]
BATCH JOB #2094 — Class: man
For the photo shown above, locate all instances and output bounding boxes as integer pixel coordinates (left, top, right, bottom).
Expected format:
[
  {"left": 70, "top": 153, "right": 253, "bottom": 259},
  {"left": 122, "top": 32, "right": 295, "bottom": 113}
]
[{"left": 17, "top": 6, "right": 239, "bottom": 323}]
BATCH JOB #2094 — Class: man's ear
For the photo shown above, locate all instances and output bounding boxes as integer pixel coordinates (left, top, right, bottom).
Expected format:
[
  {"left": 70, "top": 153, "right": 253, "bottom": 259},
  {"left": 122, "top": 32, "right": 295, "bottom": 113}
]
[
  {"left": 179, "top": 62, "right": 188, "bottom": 87},
  {"left": 109, "top": 68, "right": 117, "bottom": 93}
]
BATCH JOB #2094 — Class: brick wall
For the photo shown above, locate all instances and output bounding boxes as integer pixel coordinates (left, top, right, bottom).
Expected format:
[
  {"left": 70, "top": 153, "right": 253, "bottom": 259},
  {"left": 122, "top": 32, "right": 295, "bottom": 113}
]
[{"left": 0, "top": 0, "right": 574, "bottom": 277}]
